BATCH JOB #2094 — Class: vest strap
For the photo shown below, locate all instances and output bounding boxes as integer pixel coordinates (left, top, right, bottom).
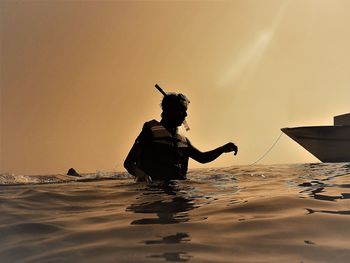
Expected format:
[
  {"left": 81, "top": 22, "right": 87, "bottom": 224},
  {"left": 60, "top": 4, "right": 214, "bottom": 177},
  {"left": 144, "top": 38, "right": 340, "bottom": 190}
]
[{"left": 147, "top": 120, "right": 188, "bottom": 148}]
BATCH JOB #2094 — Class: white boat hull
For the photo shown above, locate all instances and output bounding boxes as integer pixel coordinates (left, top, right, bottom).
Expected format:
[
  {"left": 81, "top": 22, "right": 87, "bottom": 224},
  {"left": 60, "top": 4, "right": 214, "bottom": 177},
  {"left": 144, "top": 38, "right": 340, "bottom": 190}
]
[{"left": 281, "top": 126, "right": 350, "bottom": 162}]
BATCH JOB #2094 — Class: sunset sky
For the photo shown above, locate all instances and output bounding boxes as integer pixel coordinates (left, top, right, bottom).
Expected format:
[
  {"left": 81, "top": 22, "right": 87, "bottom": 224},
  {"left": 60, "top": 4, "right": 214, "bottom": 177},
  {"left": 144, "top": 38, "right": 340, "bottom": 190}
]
[{"left": 1, "top": 0, "right": 350, "bottom": 175}]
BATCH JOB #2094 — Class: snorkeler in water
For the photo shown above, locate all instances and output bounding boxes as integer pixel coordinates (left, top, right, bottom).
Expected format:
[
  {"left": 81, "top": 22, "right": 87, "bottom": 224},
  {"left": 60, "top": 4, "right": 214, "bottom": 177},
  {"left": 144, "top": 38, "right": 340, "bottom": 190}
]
[{"left": 124, "top": 85, "right": 238, "bottom": 182}]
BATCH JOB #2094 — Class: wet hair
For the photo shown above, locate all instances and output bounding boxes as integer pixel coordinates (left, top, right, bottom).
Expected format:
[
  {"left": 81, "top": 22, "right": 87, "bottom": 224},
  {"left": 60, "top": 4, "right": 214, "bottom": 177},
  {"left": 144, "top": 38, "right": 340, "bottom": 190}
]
[{"left": 161, "top": 93, "right": 190, "bottom": 112}]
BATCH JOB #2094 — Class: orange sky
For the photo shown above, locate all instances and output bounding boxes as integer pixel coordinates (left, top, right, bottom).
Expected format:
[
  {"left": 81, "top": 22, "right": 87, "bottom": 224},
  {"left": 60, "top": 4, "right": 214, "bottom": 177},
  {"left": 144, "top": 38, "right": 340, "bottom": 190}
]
[{"left": 1, "top": 0, "right": 350, "bottom": 175}]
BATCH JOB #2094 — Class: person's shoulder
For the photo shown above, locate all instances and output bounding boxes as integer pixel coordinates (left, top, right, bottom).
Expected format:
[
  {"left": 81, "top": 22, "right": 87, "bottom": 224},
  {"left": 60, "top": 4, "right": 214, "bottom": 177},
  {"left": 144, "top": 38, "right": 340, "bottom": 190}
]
[
  {"left": 144, "top": 119, "right": 160, "bottom": 127},
  {"left": 141, "top": 119, "right": 161, "bottom": 138},
  {"left": 134, "top": 120, "right": 157, "bottom": 143}
]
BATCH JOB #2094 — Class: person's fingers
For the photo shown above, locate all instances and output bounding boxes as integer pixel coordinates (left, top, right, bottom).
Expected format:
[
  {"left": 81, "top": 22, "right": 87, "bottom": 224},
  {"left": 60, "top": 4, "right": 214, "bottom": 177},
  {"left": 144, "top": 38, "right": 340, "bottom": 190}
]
[
  {"left": 234, "top": 144, "right": 238, "bottom": 155},
  {"left": 227, "top": 143, "right": 238, "bottom": 155}
]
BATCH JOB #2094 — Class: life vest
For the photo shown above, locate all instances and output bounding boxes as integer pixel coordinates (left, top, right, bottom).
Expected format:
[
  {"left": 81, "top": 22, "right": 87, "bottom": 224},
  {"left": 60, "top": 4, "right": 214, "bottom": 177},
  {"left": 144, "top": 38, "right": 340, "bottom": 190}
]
[{"left": 140, "top": 120, "right": 189, "bottom": 180}]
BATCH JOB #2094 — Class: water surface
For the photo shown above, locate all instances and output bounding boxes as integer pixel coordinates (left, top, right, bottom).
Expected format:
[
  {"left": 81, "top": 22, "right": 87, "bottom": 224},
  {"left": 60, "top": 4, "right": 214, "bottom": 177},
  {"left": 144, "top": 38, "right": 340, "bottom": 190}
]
[{"left": 1, "top": 163, "right": 350, "bottom": 262}]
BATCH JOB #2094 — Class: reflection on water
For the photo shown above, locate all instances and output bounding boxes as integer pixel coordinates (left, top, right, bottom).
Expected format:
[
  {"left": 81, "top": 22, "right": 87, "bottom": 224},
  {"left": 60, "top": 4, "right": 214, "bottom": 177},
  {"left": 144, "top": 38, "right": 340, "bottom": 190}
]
[
  {"left": 148, "top": 252, "right": 193, "bottom": 262},
  {"left": 299, "top": 180, "right": 350, "bottom": 202},
  {"left": 304, "top": 240, "right": 316, "bottom": 245},
  {"left": 126, "top": 181, "right": 206, "bottom": 225},
  {"left": 126, "top": 181, "right": 202, "bottom": 262},
  {"left": 307, "top": 208, "right": 350, "bottom": 215},
  {"left": 127, "top": 196, "right": 197, "bottom": 225},
  {"left": 144, "top": 233, "right": 190, "bottom": 245},
  {"left": 298, "top": 163, "right": 350, "bottom": 216}
]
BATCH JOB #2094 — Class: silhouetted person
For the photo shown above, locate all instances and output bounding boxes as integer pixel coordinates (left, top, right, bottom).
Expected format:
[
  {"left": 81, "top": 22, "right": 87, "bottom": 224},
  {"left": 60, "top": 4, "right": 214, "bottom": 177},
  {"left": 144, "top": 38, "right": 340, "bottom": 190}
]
[{"left": 124, "top": 92, "right": 238, "bottom": 182}]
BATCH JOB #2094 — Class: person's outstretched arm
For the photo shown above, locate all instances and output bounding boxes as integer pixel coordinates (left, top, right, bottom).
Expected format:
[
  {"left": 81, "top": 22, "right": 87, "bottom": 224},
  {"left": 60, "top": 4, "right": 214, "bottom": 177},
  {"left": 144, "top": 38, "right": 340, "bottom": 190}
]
[{"left": 188, "top": 140, "right": 238, "bottom": 164}]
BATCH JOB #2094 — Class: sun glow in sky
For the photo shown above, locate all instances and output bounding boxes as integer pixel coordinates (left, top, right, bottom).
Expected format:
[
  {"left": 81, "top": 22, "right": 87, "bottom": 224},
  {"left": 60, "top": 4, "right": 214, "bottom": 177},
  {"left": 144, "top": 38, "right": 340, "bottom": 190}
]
[
  {"left": 1, "top": 0, "right": 350, "bottom": 174},
  {"left": 220, "top": 1, "right": 288, "bottom": 87}
]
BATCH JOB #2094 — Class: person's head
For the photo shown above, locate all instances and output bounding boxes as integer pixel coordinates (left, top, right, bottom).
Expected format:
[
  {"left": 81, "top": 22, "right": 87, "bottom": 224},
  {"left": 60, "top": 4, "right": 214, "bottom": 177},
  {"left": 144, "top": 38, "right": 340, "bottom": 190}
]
[{"left": 161, "top": 93, "right": 190, "bottom": 127}]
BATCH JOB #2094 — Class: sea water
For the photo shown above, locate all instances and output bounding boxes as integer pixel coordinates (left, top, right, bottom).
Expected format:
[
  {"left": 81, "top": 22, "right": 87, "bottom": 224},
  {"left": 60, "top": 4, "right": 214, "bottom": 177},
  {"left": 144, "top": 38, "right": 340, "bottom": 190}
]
[{"left": 1, "top": 163, "right": 350, "bottom": 263}]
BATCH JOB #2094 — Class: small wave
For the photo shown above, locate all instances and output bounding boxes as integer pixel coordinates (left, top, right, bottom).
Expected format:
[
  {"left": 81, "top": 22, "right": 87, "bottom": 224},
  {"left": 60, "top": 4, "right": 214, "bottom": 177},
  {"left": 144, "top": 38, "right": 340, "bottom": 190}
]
[
  {"left": 2, "top": 222, "right": 61, "bottom": 235},
  {"left": 0, "top": 171, "right": 132, "bottom": 186},
  {"left": 2, "top": 163, "right": 349, "bottom": 186}
]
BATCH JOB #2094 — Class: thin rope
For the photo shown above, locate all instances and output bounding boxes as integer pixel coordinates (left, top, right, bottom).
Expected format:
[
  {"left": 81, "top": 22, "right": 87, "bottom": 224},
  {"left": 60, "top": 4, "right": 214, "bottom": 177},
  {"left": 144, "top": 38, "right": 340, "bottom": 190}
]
[{"left": 250, "top": 132, "right": 284, "bottom": 165}]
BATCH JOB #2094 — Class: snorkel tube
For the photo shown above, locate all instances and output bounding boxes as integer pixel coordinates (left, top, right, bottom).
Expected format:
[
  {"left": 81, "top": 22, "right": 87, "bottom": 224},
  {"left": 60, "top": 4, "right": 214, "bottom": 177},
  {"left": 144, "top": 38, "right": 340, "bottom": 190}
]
[{"left": 155, "top": 84, "right": 190, "bottom": 131}]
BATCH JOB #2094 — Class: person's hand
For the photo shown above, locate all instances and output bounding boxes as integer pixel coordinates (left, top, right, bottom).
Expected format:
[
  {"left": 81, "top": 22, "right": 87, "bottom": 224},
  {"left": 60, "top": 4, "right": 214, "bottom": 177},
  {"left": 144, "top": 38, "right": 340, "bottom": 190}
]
[
  {"left": 222, "top": 142, "right": 238, "bottom": 155},
  {"left": 134, "top": 169, "right": 152, "bottom": 183}
]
